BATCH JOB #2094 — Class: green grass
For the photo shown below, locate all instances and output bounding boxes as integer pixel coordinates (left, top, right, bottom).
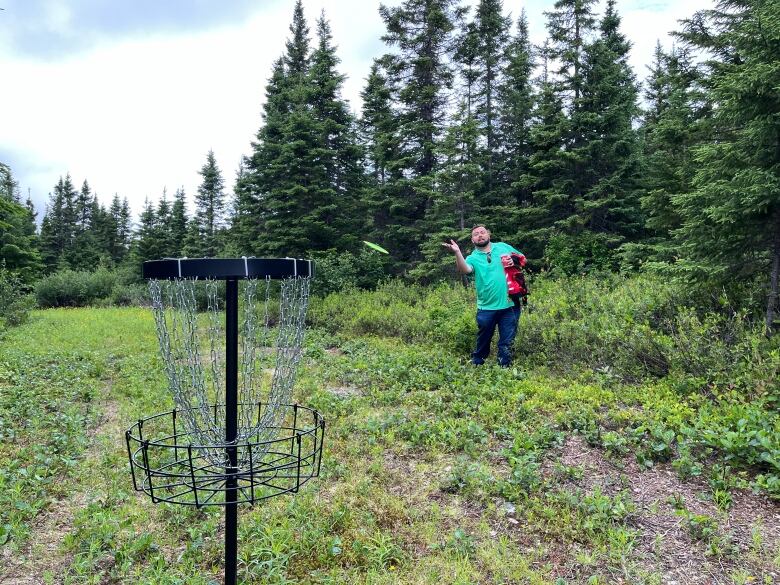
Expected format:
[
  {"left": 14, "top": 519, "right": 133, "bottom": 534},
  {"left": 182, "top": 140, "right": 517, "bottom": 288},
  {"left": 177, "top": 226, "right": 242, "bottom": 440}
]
[{"left": 0, "top": 290, "right": 778, "bottom": 583}]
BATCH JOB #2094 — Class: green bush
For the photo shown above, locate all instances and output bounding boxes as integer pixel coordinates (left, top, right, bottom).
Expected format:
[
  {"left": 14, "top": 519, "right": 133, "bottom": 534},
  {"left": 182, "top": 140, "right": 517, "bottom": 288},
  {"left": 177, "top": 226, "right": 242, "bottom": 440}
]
[
  {"left": 110, "top": 283, "right": 149, "bottom": 306},
  {"left": 545, "top": 232, "right": 618, "bottom": 274},
  {"left": 310, "top": 249, "right": 390, "bottom": 296},
  {"left": 310, "top": 272, "right": 778, "bottom": 399},
  {"left": 309, "top": 279, "right": 475, "bottom": 353},
  {"left": 0, "top": 267, "right": 34, "bottom": 329},
  {"left": 35, "top": 267, "right": 117, "bottom": 308}
]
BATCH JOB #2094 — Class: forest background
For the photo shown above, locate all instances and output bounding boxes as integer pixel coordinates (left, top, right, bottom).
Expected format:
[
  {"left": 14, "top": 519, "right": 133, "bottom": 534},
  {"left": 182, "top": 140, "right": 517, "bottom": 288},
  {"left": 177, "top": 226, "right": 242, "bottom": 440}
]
[{"left": 0, "top": 0, "right": 778, "bottom": 330}]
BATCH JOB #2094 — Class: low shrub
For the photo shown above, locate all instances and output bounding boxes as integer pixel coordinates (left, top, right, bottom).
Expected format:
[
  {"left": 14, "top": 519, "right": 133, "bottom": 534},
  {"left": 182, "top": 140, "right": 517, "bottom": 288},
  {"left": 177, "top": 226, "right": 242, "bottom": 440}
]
[
  {"left": 309, "top": 280, "right": 475, "bottom": 353},
  {"left": 310, "top": 249, "right": 390, "bottom": 297},
  {"left": 311, "top": 272, "right": 778, "bottom": 400},
  {"left": 35, "top": 267, "right": 117, "bottom": 308},
  {"left": 110, "top": 283, "right": 149, "bottom": 306}
]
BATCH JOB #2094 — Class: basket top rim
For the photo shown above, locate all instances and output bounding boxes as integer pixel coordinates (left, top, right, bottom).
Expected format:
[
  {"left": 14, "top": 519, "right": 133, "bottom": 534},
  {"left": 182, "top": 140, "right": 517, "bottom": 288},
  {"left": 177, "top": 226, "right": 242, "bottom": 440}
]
[{"left": 143, "top": 257, "right": 314, "bottom": 280}]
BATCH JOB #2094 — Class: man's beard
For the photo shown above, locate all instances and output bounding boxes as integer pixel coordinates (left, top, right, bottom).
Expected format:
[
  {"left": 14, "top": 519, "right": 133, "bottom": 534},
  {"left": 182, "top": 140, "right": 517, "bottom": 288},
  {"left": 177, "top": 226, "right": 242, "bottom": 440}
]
[{"left": 474, "top": 237, "right": 491, "bottom": 249}]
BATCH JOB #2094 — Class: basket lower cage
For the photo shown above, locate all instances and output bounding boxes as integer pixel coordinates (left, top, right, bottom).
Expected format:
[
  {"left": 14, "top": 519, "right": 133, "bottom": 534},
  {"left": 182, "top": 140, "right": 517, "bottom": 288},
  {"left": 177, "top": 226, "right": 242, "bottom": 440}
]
[{"left": 126, "top": 403, "right": 324, "bottom": 507}]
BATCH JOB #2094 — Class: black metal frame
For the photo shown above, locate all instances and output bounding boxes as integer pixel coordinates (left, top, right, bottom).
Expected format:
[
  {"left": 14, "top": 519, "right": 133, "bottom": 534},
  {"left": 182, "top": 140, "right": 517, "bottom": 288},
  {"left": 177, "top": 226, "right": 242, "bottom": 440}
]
[
  {"left": 142, "top": 257, "right": 314, "bottom": 280},
  {"left": 125, "top": 403, "right": 325, "bottom": 507},
  {"left": 127, "top": 258, "right": 321, "bottom": 585}
]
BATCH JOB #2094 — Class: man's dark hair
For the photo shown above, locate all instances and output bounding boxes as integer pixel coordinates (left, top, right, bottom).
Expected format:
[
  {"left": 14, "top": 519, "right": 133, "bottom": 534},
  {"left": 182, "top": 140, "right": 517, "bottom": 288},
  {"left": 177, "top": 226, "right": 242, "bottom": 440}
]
[{"left": 471, "top": 224, "right": 488, "bottom": 232}]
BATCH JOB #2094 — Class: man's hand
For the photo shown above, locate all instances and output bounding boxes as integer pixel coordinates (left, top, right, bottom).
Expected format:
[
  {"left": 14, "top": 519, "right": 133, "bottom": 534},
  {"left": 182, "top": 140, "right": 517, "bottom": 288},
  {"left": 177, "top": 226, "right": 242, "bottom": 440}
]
[
  {"left": 442, "top": 239, "right": 461, "bottom": 254},
  {"left": 443, "top": 239, "right": 472, "bottom": 274}
]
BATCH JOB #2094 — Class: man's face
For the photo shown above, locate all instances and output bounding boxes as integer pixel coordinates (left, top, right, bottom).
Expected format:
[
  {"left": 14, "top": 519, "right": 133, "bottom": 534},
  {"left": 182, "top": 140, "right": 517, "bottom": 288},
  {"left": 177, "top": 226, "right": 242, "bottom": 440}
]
[{"left": 471, "top": 227, "right": 491, "bottom": 248}]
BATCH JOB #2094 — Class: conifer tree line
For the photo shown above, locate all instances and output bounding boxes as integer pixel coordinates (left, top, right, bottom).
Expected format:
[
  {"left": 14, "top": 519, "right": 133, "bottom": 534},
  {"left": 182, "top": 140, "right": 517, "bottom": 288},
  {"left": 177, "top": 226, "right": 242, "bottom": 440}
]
[{"left": 0, "top": 0, "right": 778, "bottom": 329}]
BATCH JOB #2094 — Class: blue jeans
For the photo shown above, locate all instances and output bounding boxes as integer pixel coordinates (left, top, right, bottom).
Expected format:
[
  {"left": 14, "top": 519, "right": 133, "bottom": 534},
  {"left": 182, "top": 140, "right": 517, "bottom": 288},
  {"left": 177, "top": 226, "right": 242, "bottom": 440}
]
[{"left": 472, "top": 306, "right": 520, "bottom": 367}]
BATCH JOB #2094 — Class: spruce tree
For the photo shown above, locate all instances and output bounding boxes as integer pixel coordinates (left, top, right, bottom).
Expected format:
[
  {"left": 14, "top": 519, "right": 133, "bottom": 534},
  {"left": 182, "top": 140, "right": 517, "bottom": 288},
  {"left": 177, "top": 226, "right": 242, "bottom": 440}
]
[
  {"left": 419, "top": 99, "right": 481, "bottom": 280},
  {"left": 231, "top": 161, "right": 255, "bottom": 253},
  {"left": 130, "top": 198, "right": 164, "bottom": 274},
  {"left": 70, "top": 179, "right": 101, "bottom": 270},
  {"left": 156, "top": 189, "right": 174, "bottom": 257},
  {"left": 545, "top": 0, "right": 597, "bottom": 109},
  {"left": 674, "top": 0, "right": 780, "bottom": 333},
  {"left": 39, "top": 175, "right": 78, "bottom": 271},
  {"left": 170, "top": 188, "right": 188, "bottom": 257},
  {"left": 241, "top": 57, "right": 287, "bottom": 254},
  {"left": 520, "top": 48, "right": 569, "bottom": 263},
  {"left": 105, "top": 194, "right": 122, "bottom": 264},
  {"left": 38, "top": 212, "right": 57, "bottom": 273},
  {"left": 118, "top": 197, "right": 132, "bottom": 262},
  {"left": 241, "top": 1, "right": 318, "bottom": 256},
  {"left": 535, "top": 0, "right": 599, "bottom": 270},
  {"left": 379, "top": 0, "right": 465, "bottom": 267},
  {"left": 579, "top": 0, "right": 642, "bottom": 249},
  {"left": 0, "top": 164, "right": 41, "bottom": 281},
  {"left": 472, "top": 0, "right": 510, "bottom": 199},
  {"left": 634, "top": 44, "right": 707, "bottom": 264},
  {"left": 495, "top": 11, "right": 535, "bottom": 235},
  {"left": 90, "top": 196, "right": 112, "bottom": 262},
  {"left": 264, "top": 7, "right": 338, "bottom": 254},
  {"left": 105, "top": 194, "right": 133, "bottom": 264},
  {"left": 192, "top": 150, "right": 226, "bottom": 257},
  {"left": 242, "top": 4, "right": 365, "bottom": 256},
  {"left": 454, "top": 18, "right": 480, "bottom": 112},
  {"left": 380, "top": 0, "right": 463, "bottom": 176},
  {"left": 305, "top": 12, "right": 366, "bottom": 250},
  {"left": 359, "top": 59, "right": 403, "bottom": 249},
  {"left": 23, "top": 195, "right": 38, "bottom": 239},
  {"left": 0, "top": 163, "right": 21, "bottom": 202},
  {"left": 535, "top": 0, "right": 641, "bottom": 271}
]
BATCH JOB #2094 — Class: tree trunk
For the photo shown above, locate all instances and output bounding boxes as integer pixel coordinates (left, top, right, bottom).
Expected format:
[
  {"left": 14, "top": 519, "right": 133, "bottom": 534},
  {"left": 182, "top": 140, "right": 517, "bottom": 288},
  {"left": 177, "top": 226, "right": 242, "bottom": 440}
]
[{"left": 766, "top": 207, "right": 780, "bottom": 336}]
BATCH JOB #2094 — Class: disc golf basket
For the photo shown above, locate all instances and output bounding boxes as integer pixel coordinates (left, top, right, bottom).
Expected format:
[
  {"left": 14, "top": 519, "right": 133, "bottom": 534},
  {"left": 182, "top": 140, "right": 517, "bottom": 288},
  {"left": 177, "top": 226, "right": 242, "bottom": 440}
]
[{"left": 125, "top": 258, "right": 324, "bottom": 585}]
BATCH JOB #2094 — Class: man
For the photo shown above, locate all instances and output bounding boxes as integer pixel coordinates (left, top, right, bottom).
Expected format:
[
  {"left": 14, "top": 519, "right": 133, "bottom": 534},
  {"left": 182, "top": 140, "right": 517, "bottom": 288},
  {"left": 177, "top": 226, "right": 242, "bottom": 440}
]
[{"left": 443, "top": 225, "right": 523, "bottom": 367}]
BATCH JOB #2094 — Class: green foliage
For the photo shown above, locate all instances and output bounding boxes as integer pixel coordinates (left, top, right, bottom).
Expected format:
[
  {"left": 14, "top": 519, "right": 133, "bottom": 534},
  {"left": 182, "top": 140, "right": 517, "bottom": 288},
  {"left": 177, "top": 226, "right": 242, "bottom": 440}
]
[
  {"left": 310, "top": 280, "right": 475, "bottom": 353},
  {"left": 310, "top": 249, "right": 390, "bottom": 297},
  {"left": 0, "top": 164, "right": 41, "bottom": 282},
  {"left": 375, "top": 0, "right": 463, "bottom": 270},
  {"left": 35, "top": 267, "right": 116, "bottom": 308},
  {"left": 1, "top": 299, "right": 778, "bottom": 580},
  {"left": 0, "top": 314, "right": 111, "bottom": 544},
  {"left": 239, "top": 3, "right": 365, "bottom": 259},
  {"left": 674, "top": 0, "right": 780, "bottom": 333},
  {"left": 545, "top": 232, "right": 616, "bottom": 274},
  {"left": 313, "top": 273, "right": 779, "bottom": 500},
  {"left": 0, "top": 267, "right": 34, "bottom": 329},
  {"left": 188, "top": 150, "right": 226, "bottom": 258}
]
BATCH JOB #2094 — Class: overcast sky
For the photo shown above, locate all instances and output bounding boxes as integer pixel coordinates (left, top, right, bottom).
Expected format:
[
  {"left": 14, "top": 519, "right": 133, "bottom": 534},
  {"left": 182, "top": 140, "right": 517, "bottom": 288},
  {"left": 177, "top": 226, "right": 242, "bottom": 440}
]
[{"left": 0, "top": 0, "right": 710, "bottom": 221}]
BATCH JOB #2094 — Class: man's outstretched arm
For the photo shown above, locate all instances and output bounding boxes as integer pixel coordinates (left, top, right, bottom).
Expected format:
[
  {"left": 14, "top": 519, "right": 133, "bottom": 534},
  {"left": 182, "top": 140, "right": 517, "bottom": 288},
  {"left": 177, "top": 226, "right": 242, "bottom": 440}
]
[{"left": 442, "top": 239, "right": 473, "bottom": 274}]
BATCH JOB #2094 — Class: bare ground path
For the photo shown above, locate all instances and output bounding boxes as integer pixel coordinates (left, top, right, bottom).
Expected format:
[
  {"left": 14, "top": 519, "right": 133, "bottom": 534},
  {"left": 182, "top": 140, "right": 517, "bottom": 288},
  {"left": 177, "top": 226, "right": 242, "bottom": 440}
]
[
  {"left": 0, "top": 387, "right": 121, "bottom": 585},
  {"left": 541, "top": 435, "right": 780, "bottom": 584}
]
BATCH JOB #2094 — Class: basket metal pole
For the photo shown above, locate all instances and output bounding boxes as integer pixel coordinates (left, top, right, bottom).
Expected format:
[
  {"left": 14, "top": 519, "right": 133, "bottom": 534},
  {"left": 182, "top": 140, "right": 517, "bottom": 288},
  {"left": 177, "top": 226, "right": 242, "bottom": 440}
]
[{"left": 225, "top": 278, "right": 239, "bottom": 585}]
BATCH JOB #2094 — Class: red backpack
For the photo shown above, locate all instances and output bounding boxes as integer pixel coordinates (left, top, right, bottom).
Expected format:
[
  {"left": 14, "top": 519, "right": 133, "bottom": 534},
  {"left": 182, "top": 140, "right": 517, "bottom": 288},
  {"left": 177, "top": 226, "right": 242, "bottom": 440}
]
[{"left": 504, "top": 253, "right": 529, "bottom": 302}]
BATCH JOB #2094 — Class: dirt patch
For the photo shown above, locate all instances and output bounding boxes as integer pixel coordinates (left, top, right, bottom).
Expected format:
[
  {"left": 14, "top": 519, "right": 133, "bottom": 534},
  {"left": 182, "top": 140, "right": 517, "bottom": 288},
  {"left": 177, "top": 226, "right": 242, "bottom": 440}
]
[
  {"left": 542, "top": 434, "right": 780, "bottom": 584},
  {"left": 325, "top": 384, "right": 361, "bottom": 398},
  {"left": 0, "top": 396, "right": 122, "bottom": 585}
]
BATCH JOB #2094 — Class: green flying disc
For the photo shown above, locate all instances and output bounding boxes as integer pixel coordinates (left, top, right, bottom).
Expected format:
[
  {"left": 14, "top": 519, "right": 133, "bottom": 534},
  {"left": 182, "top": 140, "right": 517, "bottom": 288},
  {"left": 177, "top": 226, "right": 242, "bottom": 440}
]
[{"left": 362, "top": 241, "right": 389, "bottom": 254}]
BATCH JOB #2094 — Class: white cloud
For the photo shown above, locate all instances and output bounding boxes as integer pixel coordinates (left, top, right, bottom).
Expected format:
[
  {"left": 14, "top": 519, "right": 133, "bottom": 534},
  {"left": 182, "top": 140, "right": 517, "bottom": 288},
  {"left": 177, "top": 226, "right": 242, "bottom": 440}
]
[
  {"left": 2, "top": 5, "right": 294, "bottom": 218},
  {"left": 43, "top": 0, "right": 73, "bottom": 34}
]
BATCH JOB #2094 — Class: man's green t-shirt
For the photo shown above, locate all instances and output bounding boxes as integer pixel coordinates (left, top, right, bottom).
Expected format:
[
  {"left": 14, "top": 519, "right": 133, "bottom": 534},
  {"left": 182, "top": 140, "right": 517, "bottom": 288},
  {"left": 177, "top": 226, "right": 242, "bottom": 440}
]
[{"left": 465, "top": 241, "right": 522, "bottom": 310}]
